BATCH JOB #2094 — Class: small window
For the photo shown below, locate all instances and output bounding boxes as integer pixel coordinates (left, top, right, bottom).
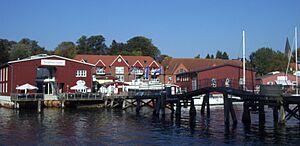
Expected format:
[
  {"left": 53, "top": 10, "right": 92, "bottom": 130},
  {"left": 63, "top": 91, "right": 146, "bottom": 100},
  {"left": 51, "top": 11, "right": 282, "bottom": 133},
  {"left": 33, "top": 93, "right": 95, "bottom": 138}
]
[
  {"left": 0, "top": 69, "right": 2, "bottom": 82},
  {"left": 115, "top": 67, "right": 124, "bottom": 74},
  {"left": 0, "top": 83, "right": 2, "bottom": 93},
  {"left": 5, "top": 67, "right": 8, "bottom": 81},
  {"left": 96, "top": 67, "right": 105, "bottom": 74},
  {"left": 5, "top": 83, "right": 7, "bottom": 93},
  {"left": 116, "top": 75, "right": 124, "bottom": 82},
  {"left": 76, "top": 70, "right": 87, "bottom": 77},
  {"left": 144, "top": 60, "right": 147, "bottom": 64}
]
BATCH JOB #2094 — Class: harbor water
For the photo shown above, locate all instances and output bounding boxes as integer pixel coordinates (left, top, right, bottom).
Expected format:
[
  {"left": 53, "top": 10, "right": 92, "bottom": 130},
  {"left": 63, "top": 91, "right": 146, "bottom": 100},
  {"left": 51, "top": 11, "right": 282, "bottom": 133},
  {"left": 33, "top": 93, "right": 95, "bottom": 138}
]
[{"left": 1, "top": 105, "right": 300, "bottom": 145}]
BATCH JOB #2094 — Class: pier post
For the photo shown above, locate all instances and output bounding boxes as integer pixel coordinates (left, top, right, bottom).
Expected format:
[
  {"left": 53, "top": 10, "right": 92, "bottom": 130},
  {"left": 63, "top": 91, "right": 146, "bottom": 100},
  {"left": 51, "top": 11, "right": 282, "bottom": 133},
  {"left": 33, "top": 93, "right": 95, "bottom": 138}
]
[
  {"left": 279, "top": 101, "right": 286, "bottom": 124},
  {"left": 37, "top": 100, "right": 41, "bottom": 113},
  {"left": 258, "top": 100, "right": 265, "bottom": 125},
  {"left": 136, "top": 97, "right": 141, "bottom": 114},
  {"left": 201, "top": 94, "right": 209, "bottom": 115},
  {"left": 206, "top": 94, "right": 210, "bottom": 118},
  {"left": 154, "top": 96, "right": 161, "bottom": 116},
  {"left": 273, "top": 105, "right": 278, "bottom": 123},
  {"left": 229, "top": 98, "right": 237, "bottom": 125},
  {"left": 14, "top": 101, "right": 19, "bottom": 109},
  {"left": 61, "top": 100, "right": 65, "bottom": 108},
  {"left": 242, "top": 101, "right": 251, "bottom": 124},
  {"left": 175, "top": 100, "right": 181, "bottom": 118},
  {"left": 110, "top": 97, "right": 114, "bottom": 108},
  {"left": 189, "top": 99, "right": 196, "bottom": 118},
  {"left": 223, "top": 93, "right": 230, "bottom": 125},
  {"left": 161, "top": 92, "right": 166, "bottom": 117}
]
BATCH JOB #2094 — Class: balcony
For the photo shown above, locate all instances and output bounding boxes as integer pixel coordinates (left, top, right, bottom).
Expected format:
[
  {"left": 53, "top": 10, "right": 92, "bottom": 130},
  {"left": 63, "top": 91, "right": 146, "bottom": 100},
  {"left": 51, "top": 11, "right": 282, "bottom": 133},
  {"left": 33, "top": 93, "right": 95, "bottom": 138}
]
[{"left": 96, "top": 68, "right": 105, "bottom": 75}]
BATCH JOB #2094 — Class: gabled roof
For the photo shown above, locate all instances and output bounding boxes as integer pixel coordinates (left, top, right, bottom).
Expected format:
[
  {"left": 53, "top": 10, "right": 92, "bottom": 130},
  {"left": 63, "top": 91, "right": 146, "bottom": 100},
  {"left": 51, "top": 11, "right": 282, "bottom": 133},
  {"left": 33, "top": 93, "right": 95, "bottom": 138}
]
[
  {"left": 8, "top": 55, "right": 95, "bottom": 66},
  {"left": 74, "top": 54, "right": 159, "bottom": 67},
  {"left": 148, "top": 60, "right": 160, "bottom": 68},
  {"left": 161, "top": 58, "right": 242, "bottom": 75},
  {"left": 95, "top": 59, "right": 106, "bottom": 67},
  {"left": 132, "top": 60, "right": 143, "bottom": 68},
  {"left": 110, "top": 55, "right": 130, "bottom": 67}
]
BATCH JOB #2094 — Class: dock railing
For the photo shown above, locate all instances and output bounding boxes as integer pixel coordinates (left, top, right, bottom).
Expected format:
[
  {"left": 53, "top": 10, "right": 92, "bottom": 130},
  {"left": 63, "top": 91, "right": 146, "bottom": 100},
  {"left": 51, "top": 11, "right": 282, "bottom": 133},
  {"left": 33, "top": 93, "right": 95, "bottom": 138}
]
[
  {"left": 59, "top": 92, "right": 104, "bottom": 101},
  {"left": 11, "top": 93, "right": 44, "bottom": 101}
]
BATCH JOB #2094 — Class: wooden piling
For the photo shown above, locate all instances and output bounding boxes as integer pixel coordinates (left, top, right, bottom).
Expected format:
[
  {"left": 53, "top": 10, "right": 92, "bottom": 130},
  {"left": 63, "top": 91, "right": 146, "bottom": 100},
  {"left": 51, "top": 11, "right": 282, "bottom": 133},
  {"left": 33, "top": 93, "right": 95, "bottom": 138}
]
[
  {"left": 242, "top": 101, "right": 251, "bottom": 124},
  {"left": 201, "top": 94, "right": 209, "bottom": 115},
  {"left": 279, "top": 102, "right": 286, "bottom": 124},
  {"left": 223, "top": 93, "right": 230, "bottom": 125},
  {"left": 161, "top": 93, "right": 166, "bottom": 117},
  {"left": 154, "top": 96, "right": 161, "bottom": 116},
  {"left": 61, "top": 100, "right": 65, "bottom": 108},
  {"left": 189, "top": 99, "right": 196, "bottom": 118},
  {"left": 37, "top": 100, "right": 41, "bottom": 113},
  {"left": 273, "top": 105, "right": 278, "bottom": 123},
  {"left": 175, "top": 100, "right": 181, "bottom": 118},
  {"left": 136, "top": 97, "right": 141, "bottom": 114},
  {"left": 229, "top": 98, "right": 237, "bottom": 125},
  {"left": 206, "top": 94, "right": 210, "bottom": 118},
  {"left": 258, "top": 100, "right": 265, "bottom": 125}
]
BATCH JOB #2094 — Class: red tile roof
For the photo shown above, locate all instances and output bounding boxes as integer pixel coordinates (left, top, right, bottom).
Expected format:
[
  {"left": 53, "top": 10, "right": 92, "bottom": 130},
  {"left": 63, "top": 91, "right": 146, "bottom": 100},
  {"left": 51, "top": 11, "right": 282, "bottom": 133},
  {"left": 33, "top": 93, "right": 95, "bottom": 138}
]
[{"left": 161, "top": 58, "right": 242, "bottom": 75}]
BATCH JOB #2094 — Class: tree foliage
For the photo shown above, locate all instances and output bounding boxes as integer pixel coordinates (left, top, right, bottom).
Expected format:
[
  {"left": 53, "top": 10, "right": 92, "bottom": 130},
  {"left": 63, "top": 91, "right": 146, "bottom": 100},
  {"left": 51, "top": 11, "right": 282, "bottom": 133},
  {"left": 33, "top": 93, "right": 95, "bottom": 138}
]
[
  {"left": 194, "top": 54, "right": 200, "bottom": 59},
  {"left": 215, "top": 50, "right": 229, "bottom": 59},
  {"left": 126, "top": 36, "right": 161, "bottom": 59},
  {"left": 250, "top": 47, "right": 288, "bottom": 76},
  {"left": 54, "top": 42, "right": 77, "bottom": 58},
  {"left": 76, "top": 35, "right": 108, "bottom": 55},
  {"left": 0, "top": 39, "right": 16, "bottom": 64}
]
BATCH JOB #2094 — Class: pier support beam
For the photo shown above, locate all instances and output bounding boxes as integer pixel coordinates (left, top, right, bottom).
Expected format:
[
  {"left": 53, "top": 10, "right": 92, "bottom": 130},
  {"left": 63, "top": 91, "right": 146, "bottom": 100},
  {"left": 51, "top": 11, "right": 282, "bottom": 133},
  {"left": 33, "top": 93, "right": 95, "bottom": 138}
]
[
  {"left": 175, "top": 100, "right": 181, "bottom": 118},
  {"left": 201, "top": 93, "right": 209, "bottom": 116},
  {"left": 229, "top": 98, "right": 237, "bottom": 125},
  {"left": 37, "top": 100, "right": 42, "bottom": 113},
  {"left": 161, "top": 93, "right": 166, "bottom": 117},
  {"left": 61, "top": 100, "right": 65, "bottom": 109},
  {"left": 242, "top": 101, "right": 251, "bottom": 124},
  {"left": 279, "top": 102, "right": 286, "bottom": 124},
  {"left": 154, "top": 96, "right": 161, "bottom": 116},
  {"left": 273, "top": 105, "right": 279, "bottom": 123},
  {"left": 259, "top": 100, "right": 265, "bottom": 125},
  {"left": 189, "top": 99, "right": 196, "bottom": 118},
  {"left": 136, "top": 97, "right": 141, "bottom": 114},
  {"left": 223, "top": 93, "right": 230, "bottom": 125}
]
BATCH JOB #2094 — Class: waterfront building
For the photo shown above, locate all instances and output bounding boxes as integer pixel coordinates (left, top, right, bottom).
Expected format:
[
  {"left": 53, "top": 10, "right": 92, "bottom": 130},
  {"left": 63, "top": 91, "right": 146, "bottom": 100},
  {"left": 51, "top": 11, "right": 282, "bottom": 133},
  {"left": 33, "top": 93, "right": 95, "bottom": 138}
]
[
  {"left": 0, "top": 54, "right": 94, "bottom": 100},
  {"left": 74, "top": 55, "right": 162, "bottom": 83},
  {"left": 161, "top": 58, "right": 242, "bottom": 84},
  {"left": 175, "top": 64, "right": 256, "bottom": 92}
]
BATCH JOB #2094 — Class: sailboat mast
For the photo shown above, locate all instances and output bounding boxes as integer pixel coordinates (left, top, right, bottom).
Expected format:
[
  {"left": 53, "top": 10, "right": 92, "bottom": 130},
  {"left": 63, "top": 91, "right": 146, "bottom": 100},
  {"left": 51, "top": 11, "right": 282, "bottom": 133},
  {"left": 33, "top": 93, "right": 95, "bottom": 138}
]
[
  {"left": 296, "top": 27, "right": 298, "bottom": 94},
  {"left": 243, "top": 30, "right": 246, "bottom": 91}
]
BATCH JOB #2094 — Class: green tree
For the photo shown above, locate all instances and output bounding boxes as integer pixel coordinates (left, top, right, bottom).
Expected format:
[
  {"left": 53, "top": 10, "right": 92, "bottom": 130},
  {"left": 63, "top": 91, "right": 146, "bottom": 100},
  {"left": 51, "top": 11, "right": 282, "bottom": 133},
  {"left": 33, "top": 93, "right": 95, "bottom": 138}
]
[
  {"left": 250, "top": 47, "right": 288, "bottom": 76},
  {"left": 222, "top": 52, "right": 229, "bottom": 60},
  {"left": 54, "top": 42, "right": 77, "bottom": 58},
  {"left": 19, "top": 38, "right": 46, "bottom": 55},
  {"left": 109, "top": 40, "right": 129, "bottom": 55},
  {"left": 210, "top": 54, "right": 214, "bottom": 59},
  {"left": 205, "top": 54, "right": 211, "bottom": 59},
  {"left": 194, "top": 54, "right": 200, "bottom": 59},
  {"left": 9, "top": 43, "right": 32, "bottom": 60},
  {"left": 127, "top": 36, "right": 161, "bottom": 59},
  {"left": 76, "top": 35, "right": 108, "bottom": 55},
  {"left": 0, "top": 39, "right": 16, "bottom": 64},
  {"left": 216, "top": 50, "right": 223, "bottom": 59}
]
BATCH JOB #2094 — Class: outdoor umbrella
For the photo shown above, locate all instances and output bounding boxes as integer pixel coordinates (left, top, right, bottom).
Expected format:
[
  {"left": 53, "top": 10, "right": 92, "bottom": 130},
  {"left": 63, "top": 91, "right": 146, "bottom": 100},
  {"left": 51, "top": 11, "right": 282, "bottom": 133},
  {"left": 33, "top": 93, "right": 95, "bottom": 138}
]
[{"left": 16, "top": 83, "right": 38, "bottom": 94}]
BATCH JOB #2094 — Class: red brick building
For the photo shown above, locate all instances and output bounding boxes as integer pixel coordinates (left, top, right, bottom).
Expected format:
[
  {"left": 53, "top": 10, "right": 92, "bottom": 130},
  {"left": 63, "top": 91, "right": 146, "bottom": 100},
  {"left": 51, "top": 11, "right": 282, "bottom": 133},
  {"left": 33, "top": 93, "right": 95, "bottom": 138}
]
[
  {"left": 176, "top": 64, "right": 256, "bottom": 92},
  {"left": 0, "top": 54, "right": 94, "bottom": 97},
  {"left": 161, "top": 58, "right": 243, "bottom": 84},
  {"left": 74, "top": 55, "right": 162, "bottom": 83}
]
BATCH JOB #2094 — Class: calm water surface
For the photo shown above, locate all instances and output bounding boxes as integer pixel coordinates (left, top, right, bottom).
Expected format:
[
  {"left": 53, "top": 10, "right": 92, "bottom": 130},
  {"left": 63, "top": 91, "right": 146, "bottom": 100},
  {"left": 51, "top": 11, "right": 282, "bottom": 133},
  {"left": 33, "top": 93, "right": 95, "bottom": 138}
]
[{"left": 1, "top": 105, "right": 300, "bottom": 145}]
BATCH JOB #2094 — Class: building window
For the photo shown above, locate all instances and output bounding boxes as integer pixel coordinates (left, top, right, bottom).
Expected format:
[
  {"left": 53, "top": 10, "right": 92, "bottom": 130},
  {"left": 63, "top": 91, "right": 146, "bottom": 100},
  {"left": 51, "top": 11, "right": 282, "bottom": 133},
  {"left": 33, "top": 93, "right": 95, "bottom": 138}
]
[
  {"left": 116, "top": 75, "right": 124, "bottom": 82},
  {"left": 77, "top": 89, "right": 86, "bottom": 93},
  {"left": 76, "top": 70, "right": 87, "bottom": 77},
  {"left": 0, "top": 83, "right": 2, "bottom": 93},
  {"left": 0, "top": 69, "right": 2, "bottom": 82},
  {"left": 115, "top": 67, "right": 124, "bottom": 74},
  {"left": 5, "top": 67, "right": 8, "bottom": 81},
  {"left": 96, "top": 67, "right": 105, "bottom": 74},
  {"left": 5, "top": 83, "right": 7, "bottom": 93}
]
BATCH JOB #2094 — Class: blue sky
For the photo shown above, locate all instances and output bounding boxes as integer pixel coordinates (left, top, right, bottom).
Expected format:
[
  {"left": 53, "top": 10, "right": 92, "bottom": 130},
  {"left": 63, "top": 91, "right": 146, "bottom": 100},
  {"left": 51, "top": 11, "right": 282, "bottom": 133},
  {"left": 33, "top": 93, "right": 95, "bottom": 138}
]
[{"left": 0, "top": 0, "right": 299, "bottom": 59}]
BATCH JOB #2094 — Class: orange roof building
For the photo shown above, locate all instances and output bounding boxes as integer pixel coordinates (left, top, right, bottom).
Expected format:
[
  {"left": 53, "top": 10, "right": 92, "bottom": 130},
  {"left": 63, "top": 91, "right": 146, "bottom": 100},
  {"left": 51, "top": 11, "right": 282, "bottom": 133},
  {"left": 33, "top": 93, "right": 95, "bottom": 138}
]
[
  {"left": 74, "top": 55, "right": 161, "bottom": 83},
  {"left": 161, "top": 58, "right": 242, "bottom": 84}
]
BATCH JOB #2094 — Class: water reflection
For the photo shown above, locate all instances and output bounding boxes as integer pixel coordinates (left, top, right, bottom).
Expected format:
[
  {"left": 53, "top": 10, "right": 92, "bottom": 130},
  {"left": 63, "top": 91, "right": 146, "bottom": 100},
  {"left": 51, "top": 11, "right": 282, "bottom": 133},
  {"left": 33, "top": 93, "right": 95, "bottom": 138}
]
[{"left": 0, "top": 104, "right": 300, "bottom": 145}]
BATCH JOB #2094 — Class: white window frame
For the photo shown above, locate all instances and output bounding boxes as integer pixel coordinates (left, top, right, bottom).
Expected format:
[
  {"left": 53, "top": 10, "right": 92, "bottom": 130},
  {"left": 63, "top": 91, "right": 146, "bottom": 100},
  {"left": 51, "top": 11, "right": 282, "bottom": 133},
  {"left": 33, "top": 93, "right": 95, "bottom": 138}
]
[
  {"left": 116, "top": 75, "right": 124, "bottom": 82},
  {"left": 96, "top": 67, "right": 105, "bottom": 74},
  {"left": 5, "top": 83, "right": 7, "bottom": 93},
  {"left": 115, "top": 67, "right": 124, "bottom": 74},
  {"left": 0, "top": 69, "right": 2, "bottom": 82},
  {"left": 76, "top": 70, "right": 87, "bottom": 77},
  {"left": 5, "top": 67, "right": 8, "bottom": 81}
]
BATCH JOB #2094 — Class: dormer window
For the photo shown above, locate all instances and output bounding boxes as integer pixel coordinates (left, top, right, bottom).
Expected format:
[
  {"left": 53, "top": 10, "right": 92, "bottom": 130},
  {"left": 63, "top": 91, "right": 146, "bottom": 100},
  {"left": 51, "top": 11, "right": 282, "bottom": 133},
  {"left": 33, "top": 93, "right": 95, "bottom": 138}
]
[{"left": 96, "top": 67, "right": 105, "bottom": 75}]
